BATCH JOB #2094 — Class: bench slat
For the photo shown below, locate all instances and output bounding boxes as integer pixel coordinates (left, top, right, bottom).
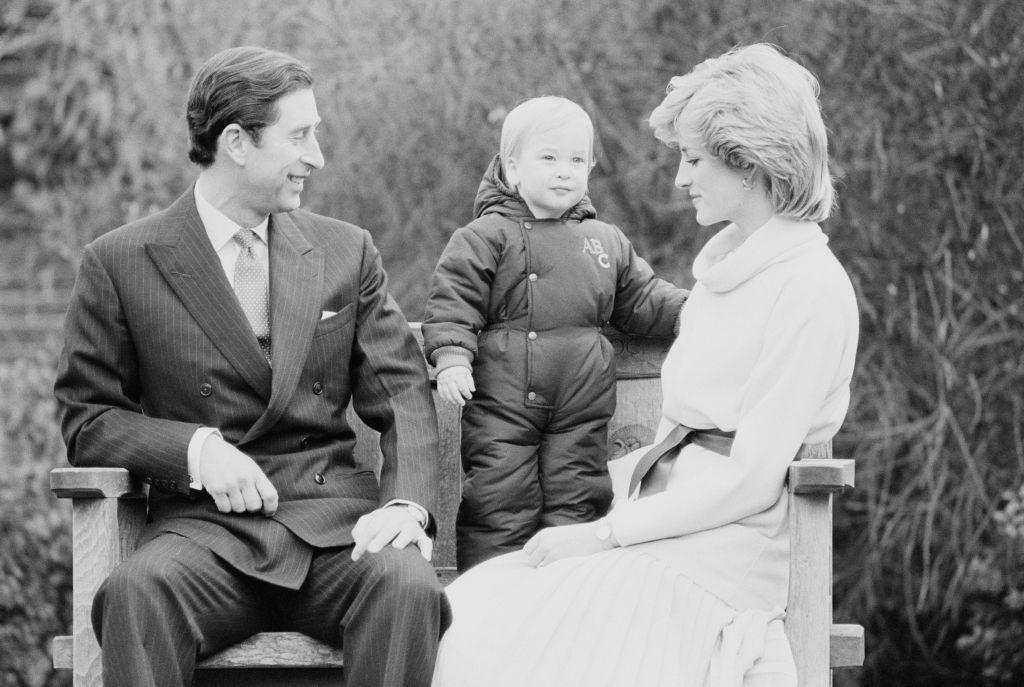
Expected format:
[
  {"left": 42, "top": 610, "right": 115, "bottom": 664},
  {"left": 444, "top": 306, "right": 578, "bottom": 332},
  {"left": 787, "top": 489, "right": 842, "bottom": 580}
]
[
  {"left": 56, "top": 623, "right": 866, "bottom": 671},
  {"left": 200, "top": 632, "right": 344, "bottom": 669}
]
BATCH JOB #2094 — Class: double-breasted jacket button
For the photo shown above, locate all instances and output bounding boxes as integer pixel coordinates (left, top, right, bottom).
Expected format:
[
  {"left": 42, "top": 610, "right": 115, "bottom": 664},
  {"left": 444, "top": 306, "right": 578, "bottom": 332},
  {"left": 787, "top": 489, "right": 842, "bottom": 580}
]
[
  {"left": 523, "top": 221, "right": 532, "bottom": 229},
  {"left": 527, "top": 391, "right": 537, "bottom": 401},
  {"left": 312, "top": 381, "right": 324, "bottom": 395},
  {"left": 314, "top": 473, "right": 326, "bottom": 485},
  {"left": 528, "top": 273, "right": 538, "bottom": 282},
  {"left": 199, "top": 383, "right": 213, "bottom": 397},
  {"left": 528, "top": 331, "right": 537, "bottom": 340}
]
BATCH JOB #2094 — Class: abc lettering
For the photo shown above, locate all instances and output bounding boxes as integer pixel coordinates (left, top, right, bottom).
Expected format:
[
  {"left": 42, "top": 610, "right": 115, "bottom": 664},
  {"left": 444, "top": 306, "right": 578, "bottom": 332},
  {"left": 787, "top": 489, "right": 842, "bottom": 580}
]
[{"left": 582, "top": 237, "right": 611, "bottom": 269}]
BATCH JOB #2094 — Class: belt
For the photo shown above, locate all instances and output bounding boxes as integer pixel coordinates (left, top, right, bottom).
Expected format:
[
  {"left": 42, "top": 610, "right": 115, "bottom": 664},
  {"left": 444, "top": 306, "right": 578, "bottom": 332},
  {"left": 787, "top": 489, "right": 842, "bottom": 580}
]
[{"left": 628, "top": 423, "right": 736, "bottom": 498}]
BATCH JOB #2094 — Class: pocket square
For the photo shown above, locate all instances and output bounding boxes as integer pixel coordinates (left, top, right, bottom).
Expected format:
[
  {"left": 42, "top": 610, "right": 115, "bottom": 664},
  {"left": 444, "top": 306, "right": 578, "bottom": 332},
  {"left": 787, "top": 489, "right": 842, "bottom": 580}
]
[{"left": 320, "top": 310, "right": 337, "bottom": 320}]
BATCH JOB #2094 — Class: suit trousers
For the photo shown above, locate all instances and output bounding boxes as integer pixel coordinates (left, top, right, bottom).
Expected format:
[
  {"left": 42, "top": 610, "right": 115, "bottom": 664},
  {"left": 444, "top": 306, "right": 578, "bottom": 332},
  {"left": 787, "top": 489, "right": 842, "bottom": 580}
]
[{"left": 92, "top": 532, "right": 450, "bottom": 687}]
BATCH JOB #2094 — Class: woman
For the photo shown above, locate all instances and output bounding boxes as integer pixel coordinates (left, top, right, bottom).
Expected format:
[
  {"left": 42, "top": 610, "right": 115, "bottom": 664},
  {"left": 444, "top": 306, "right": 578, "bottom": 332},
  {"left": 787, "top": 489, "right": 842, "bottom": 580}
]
[{"left": 432, "top": 43, "right": 859, "bottom": 687}]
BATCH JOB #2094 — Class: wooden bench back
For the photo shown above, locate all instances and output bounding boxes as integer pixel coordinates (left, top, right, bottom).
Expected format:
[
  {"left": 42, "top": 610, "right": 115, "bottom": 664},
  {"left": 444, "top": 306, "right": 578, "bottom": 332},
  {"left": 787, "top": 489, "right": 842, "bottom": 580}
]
[{"left": 348, "top": 327, "right": 670, "bottom": 574}]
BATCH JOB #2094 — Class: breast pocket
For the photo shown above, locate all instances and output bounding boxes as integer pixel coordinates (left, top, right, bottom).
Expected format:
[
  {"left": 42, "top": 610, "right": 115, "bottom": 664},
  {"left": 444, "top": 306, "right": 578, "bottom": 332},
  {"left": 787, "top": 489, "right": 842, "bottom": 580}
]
[{"left": 315, "top": 303, "right": 356, "bottom": 338}]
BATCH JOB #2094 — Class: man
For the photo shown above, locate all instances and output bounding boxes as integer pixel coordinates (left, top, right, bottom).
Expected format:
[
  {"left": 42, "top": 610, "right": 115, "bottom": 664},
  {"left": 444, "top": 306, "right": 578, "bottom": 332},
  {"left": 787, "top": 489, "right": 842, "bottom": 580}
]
[{"left": 54, "top": 46, "right": 449, "bottom": 687}]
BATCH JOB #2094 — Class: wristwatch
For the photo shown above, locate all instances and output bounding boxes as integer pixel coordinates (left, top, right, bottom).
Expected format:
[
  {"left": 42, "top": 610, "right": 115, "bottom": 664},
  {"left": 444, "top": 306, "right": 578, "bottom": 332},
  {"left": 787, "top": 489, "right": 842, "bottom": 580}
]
[{"left": 594, "top": 518, "right": 618, "bottom": 549}]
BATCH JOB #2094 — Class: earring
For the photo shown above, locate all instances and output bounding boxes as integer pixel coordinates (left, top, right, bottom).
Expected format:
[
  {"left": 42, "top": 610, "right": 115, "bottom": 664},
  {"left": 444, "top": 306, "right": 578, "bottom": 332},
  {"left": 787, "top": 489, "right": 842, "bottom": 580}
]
[{"left": 742, "top": 177, "right": 753, "bottom": 190}]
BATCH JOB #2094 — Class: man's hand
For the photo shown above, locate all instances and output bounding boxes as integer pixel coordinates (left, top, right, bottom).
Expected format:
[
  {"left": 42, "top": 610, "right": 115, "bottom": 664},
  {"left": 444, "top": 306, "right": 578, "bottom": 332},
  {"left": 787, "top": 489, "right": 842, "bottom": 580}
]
[
  {"left": 436, "top": 366, "right": 475, "bottom": 407},
  {"left": 199, "top": 433, "right": 278, "bottom": 516},
  {"left": 523, "top": 522, "right": 607, "bottom": 568},
  {"left": 351, "top": 505, "right": 433, "bottom": 562}
]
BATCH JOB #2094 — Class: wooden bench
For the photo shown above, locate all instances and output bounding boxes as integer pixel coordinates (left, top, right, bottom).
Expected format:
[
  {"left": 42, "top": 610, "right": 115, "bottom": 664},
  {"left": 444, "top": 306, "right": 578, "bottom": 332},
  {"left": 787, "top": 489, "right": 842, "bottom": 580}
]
[{"left": 51, "top": 328, "right": 864, "bottom": 686}]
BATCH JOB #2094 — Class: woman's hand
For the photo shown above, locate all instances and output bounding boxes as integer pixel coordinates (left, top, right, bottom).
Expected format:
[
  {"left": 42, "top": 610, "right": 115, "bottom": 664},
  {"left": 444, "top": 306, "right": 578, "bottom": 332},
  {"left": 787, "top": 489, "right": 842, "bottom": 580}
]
[
  {"left": 523, "top": 522, "right": 612, "bottom": 567},
  {"left": 436, "top": 366, "right": 475, "bottom": 406}
]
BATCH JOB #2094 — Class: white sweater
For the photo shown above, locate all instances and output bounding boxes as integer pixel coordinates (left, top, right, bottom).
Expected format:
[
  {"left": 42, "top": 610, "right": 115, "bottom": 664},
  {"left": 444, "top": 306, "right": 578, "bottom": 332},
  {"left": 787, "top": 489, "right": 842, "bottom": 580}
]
[{"left": 609, "top": 216, "right": 859, "bottom": 550}]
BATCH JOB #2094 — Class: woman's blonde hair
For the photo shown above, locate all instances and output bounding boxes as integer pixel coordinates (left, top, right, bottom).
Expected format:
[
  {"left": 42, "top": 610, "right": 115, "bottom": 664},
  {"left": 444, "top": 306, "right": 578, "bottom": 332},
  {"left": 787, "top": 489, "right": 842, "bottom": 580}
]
[
  {"left": 649, "top": 43, "right": 835, "bottom": 221},
  {"left": 499, "top": 96, "right": 594, "bottom": 175}
]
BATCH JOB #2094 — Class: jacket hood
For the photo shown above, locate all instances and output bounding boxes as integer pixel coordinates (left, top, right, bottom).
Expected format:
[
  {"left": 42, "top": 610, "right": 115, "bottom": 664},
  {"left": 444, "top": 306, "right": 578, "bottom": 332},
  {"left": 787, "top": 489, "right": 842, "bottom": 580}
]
[{"left": 472, "top": 154, "right": 597, "bottom": 221}]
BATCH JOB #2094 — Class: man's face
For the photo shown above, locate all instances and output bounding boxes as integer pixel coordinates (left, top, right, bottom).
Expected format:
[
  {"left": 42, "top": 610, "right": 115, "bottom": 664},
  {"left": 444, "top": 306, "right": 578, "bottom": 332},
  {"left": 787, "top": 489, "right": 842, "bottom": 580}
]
[{"left": 240, "top": 88, "right": 324, "bottom": 219}]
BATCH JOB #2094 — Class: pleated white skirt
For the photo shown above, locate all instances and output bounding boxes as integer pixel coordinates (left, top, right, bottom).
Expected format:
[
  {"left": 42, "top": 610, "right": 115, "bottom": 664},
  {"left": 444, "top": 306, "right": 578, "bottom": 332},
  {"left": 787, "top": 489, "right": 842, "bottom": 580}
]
[{"left": 432, "top": 546, "right": 795, "bottom": 687}]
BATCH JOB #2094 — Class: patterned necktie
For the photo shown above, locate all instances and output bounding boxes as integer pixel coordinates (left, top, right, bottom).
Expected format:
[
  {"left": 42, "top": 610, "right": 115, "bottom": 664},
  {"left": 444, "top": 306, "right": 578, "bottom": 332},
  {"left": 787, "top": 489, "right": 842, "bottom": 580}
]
[{"left": 232, "top": 228, "right": 271, "bottom": 363}]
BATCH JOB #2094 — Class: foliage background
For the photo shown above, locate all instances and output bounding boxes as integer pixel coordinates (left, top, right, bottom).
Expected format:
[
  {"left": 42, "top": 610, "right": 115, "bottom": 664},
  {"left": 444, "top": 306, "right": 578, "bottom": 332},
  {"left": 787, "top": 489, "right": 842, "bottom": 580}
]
[{"left": 1, "top": 0, "right": 1022, "bottom": 685}]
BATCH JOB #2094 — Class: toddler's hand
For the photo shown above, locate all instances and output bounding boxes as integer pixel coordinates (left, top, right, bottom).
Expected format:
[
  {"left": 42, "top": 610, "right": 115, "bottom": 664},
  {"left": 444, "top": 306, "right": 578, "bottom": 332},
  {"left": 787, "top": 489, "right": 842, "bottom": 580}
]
[{"left": 436, "top": 366, "right": 475, "bottom": 406}]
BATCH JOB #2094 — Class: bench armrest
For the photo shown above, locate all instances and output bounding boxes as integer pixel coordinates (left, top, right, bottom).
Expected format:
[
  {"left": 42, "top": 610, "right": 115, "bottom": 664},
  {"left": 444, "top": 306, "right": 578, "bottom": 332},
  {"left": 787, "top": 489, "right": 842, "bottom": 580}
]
[
  {"left": 788, "top": 458, "right": 855, "bottom": 495},
  {"left": 50, "top": 467, "right": 147, "bottom": 500}
]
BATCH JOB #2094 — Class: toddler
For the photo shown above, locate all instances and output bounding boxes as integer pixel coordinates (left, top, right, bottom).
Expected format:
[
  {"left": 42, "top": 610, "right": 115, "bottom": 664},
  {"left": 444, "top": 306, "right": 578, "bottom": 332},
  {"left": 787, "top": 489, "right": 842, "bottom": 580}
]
[{"left": 423, "top": 96, "right": 687, "bottom": 572}]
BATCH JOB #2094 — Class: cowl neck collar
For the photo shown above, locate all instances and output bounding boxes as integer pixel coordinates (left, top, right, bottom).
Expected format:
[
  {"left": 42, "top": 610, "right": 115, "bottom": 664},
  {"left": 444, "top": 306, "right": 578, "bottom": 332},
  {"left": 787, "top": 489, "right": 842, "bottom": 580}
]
[{"left": 693, "top": 216, "right": 827, "bottom": 293}]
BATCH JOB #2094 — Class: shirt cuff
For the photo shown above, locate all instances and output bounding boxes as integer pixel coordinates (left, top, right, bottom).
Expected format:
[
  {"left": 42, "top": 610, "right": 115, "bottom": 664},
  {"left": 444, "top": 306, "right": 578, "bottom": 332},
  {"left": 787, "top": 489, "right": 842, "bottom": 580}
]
[
  {"left": 187, "top": 427, "right": 222, "bottom": 491},
  {"left": 384, "top": 499, "right": 429, "bottom": 529}
]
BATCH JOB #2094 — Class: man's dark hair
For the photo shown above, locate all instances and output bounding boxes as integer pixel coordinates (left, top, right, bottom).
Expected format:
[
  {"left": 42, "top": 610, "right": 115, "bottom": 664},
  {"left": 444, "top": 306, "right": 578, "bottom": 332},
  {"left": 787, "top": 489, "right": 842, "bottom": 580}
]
[{"left": 186, "top": 46, "right": 313, "bottom": 167}]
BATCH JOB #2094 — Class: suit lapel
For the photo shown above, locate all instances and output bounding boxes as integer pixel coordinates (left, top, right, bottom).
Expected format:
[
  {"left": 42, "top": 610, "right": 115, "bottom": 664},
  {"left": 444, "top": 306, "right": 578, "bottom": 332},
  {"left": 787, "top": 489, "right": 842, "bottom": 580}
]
[
  {"left": 243, "top": 211, "right": 323, "bottom": 442},
  {"left": 146, "top": 189, "right": 273, "bottom": 401}
]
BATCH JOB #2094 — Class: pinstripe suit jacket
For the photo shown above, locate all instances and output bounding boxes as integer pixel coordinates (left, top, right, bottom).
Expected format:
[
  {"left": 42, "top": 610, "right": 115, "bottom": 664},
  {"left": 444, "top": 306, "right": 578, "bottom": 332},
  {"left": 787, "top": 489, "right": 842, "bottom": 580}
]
[{"left": 54, "top": 187, "right": 440, "bottom": 588}]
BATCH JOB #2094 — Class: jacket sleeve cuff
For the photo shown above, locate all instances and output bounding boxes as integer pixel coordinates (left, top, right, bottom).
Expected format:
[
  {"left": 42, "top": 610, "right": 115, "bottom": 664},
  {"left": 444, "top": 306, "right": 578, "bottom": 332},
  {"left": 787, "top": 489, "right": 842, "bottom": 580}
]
[
  {"left": 431, "top": 346, "right": 474, "bottom": 372},
  {"left": 673, "top": 299, "right": 688, "bottom": 337}
]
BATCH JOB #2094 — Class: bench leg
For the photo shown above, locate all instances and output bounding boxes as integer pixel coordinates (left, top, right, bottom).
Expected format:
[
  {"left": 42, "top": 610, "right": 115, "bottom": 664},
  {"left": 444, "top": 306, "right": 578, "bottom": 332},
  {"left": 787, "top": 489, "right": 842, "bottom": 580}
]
[
  {"left": 71, "top": 497, "right": 146, "bottom": 687},
  {"left": 788, "top": 491, "right": 834, "bottom": 687}
]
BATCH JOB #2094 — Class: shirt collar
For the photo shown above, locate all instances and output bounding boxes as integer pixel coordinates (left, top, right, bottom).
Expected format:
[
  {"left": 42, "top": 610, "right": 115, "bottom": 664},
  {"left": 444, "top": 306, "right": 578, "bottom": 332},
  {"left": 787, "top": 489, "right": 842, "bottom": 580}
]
[{"left": 193, "top": 183, "right": 270, "bottom": 251}]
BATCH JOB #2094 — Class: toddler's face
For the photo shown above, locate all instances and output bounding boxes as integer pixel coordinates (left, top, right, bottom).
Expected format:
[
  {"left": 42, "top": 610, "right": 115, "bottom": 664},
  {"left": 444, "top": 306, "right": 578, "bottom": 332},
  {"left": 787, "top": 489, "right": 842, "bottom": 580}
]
[{"left": 507, "top": 123, "right": 591, "bottom": 219}]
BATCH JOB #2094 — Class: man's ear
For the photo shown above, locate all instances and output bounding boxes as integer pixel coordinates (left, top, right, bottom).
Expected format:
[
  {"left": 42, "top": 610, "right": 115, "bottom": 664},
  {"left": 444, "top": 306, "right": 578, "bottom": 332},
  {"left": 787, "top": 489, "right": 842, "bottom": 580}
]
[{"left": 219, "top": 124, "right": 248, "bottom": 166}]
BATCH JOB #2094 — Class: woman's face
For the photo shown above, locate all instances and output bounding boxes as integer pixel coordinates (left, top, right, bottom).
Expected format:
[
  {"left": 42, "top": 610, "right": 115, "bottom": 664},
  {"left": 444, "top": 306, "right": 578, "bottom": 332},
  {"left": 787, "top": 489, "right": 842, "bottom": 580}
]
[{"left": 672, "top": 112, "right": 751, "bottom": 228}]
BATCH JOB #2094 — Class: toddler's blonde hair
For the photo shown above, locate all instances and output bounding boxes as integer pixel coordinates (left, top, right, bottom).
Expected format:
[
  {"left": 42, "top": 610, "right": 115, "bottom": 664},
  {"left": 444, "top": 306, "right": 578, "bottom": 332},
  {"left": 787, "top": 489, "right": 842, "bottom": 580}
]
[{"left": 499, "top": 96, "right": 594, "bottom": 177}]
